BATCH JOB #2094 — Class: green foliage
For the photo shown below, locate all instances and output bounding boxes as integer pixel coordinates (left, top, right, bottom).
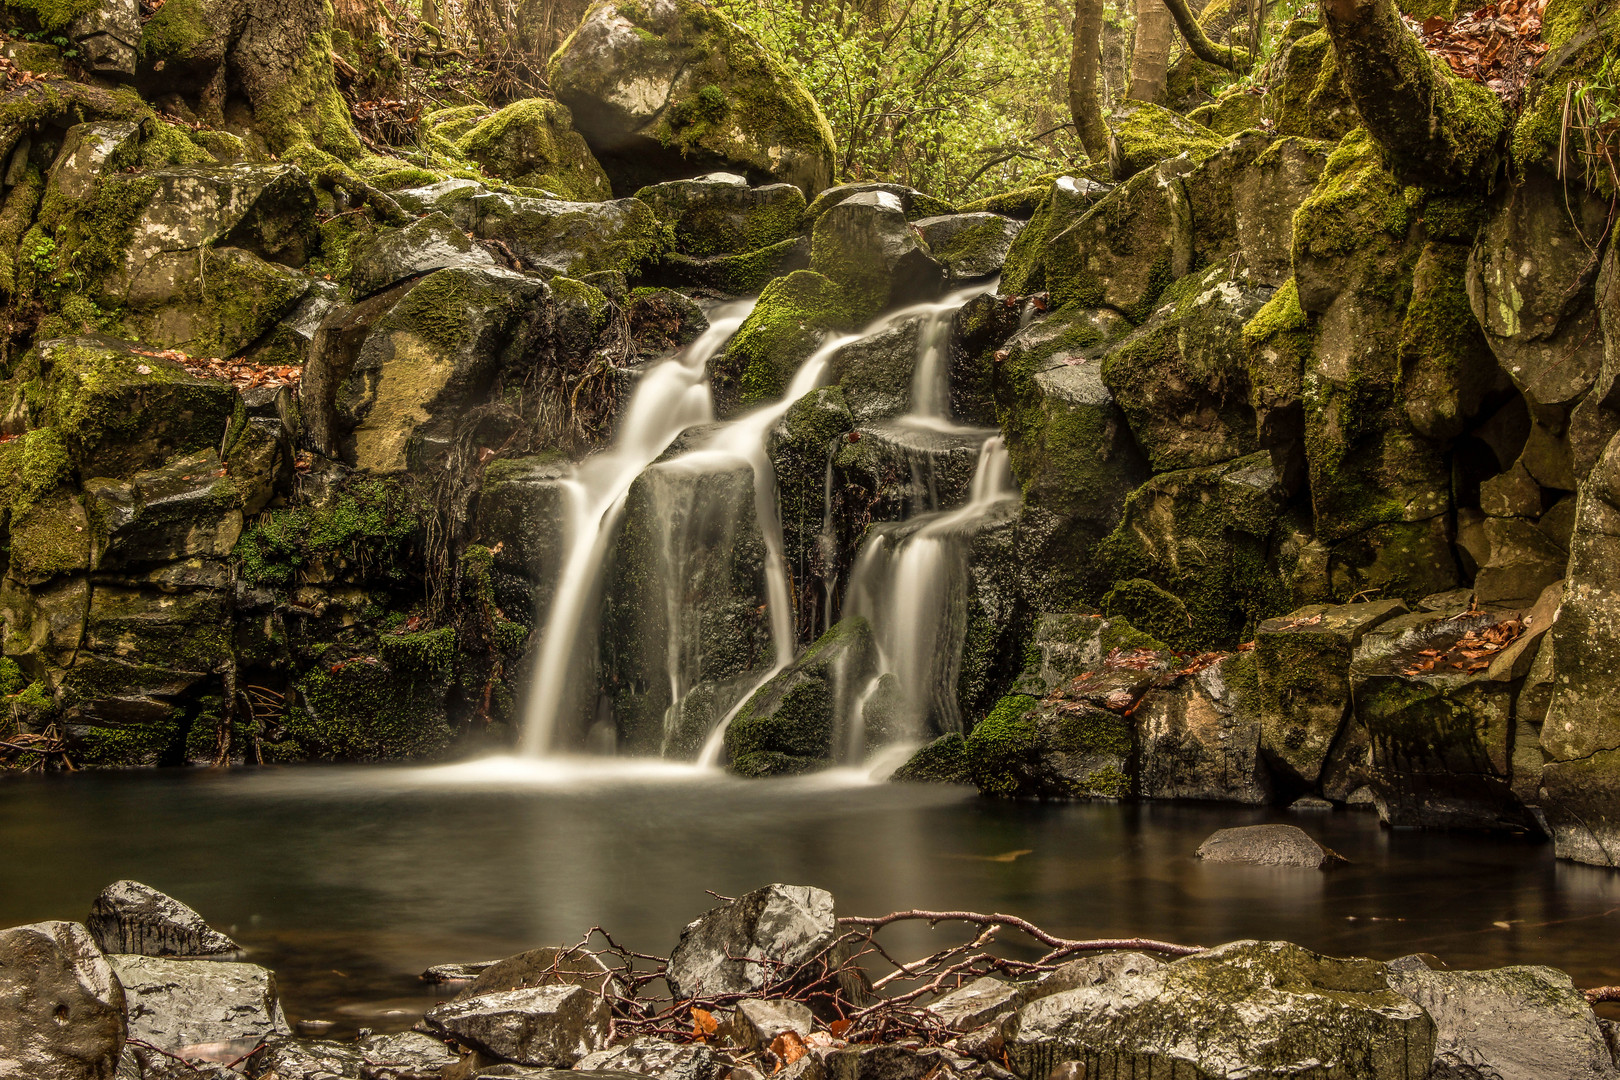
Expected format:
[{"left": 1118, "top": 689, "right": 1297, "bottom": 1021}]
[
  {"left": 235, "top": 477, "right": 422, "bottom": 588},
  {"left": 710, "top": 0, "right": 1080, "bottom": 200}
]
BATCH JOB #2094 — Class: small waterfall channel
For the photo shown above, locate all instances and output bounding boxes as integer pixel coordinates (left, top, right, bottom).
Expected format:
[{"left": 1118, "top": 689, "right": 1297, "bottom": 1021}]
[{"left": 520, "top": 282, "right": 1009, "bottom": 765}]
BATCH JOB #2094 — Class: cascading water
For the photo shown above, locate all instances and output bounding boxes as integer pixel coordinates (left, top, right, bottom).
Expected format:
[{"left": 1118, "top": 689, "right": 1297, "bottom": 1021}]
[
  {"left": 840, "top": 436, "right": 1016, "bottom": 754},
  {"left": 520, "top": 302, "right": 755, "bottom": 756}
]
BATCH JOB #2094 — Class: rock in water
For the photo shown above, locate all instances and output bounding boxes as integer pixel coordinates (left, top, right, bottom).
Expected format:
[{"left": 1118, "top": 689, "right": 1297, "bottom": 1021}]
[
  {"left": 665, "top": 884, "right": 838, "bottom": 1000},
  {"left": 422, "top": 984, "right": 610, "bottom": 1067},
  {"left": 1010, "top": 940, "right": 1434, "bottom": 1079},
  {"left": 1388, "top": 962, "right": 1620, "bottom": 1080},
  {"left": 86, "top": 880, "right": 240, "bottom": 958},
  {"left": 1195, "top": 824, "right": 1346, "bottom": 868},
  {"left": 0, "top": 921, "right": 126, "bottom": 1080},
  {"left": 109, "top": 955, "right": 287, "bottom": 1052}
]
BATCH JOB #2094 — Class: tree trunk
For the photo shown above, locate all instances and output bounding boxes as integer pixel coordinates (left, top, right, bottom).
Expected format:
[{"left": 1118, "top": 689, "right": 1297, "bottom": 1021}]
[
  {"left": 1318, "top": 0, "right": 1506, "bottom": 188},
  {"left": 1069, "top": 0, "right": 1111, "bottom": 161},
  {"left": 1162, "top": 0, "right": 1252, "bottom": 71},
  {"left": 1129, "top": 0, "right": 1174, "bottom": 102}
]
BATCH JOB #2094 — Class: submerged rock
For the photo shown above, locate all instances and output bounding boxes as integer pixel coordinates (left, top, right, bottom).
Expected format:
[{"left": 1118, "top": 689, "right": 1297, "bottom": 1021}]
[
  {"left": 665, "top": 883, "right": 839, "bottom": 1001},
  {"left": 0, "top": 920, "right": 125, "bottom": 1080},
  {"left": 422, "top": 984, "right": 610, "bottom": 1067},
  {"left": 86, "top": 880, "right": 239, "bottom": 958},
  {"left": 1194, "top": 824, "right": 1345, "bottom": 868}
]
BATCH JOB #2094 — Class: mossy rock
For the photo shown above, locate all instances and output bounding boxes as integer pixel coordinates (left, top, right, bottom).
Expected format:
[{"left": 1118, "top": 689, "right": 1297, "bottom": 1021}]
[
  {"left": 344, "top": 211, "right": 498, "bottom": 299},
  {"left": 963, "top": 692, "right": 1132, "bottom": 800},
  {"left": 232, "top": 473, "right": 424, "bottom": 590},
  {"left": 290, "top": 642, "right": 456, "bottom": 762},
  {"left": 1188, "top": 90, "right": 1265, "bottom": 138},
  {"left": 808, "top": 190, "right": 946, "bottom": 320},
  {"left": 891, "top": 732, "right": 970, "bottom": 784},
  {"left": 712, "top": 269, "right": 864, "bottom": 413},
  {"left": 18, "top": 335, "right": 240, "bottom": 479},
  {"left": 443, "top": 188, "right": 669, "bottom": 278},
  {"left": 456, "top": 97, "right": 612, "bottom": 201},
  {"left": 1262, "top": 27, "right": 1361, "bottom": 142},
  {"left": 724, "top": 616, "right": 879, "bottom": 776},
  {"left": 958, "top": 184, "right": 1049, "bottom": 220},
  {"left": 1107, "top": 102, "right": 1225, "bottom": 182},
  {"left": 634, "top": 172, "right": 805, "bottom": 257},
  {"left": 995, "top": 175, "right": 1113, "bottom": 297},
  {"left": 801, "top": 182, "right": 955, "bottom": 227},
  {"left": 657, "top": 236, "right": 811, "bottom": 295},
  {"left": 914, "top": 213, "right": 1024, "bottom": 282},
  {"left": 768, "top": 385, "right": 855, "bottom": 608},
  {"left": 548, "top": 0, "right": 836, "bottom": 196},
  {"left": 1097, "top": 452, "right": 1296, "bottom": 650}
]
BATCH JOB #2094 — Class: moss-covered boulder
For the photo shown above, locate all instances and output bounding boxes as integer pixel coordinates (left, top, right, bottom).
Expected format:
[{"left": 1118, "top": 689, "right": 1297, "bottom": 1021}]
[
  {"left": 344, "top": 212, "right": 498, "bottom": 299},
  {"left": 634, "top": 173, "right": 804, "bottom": 257},
  {"left": 17, "top": 336, "right": 240, "bottom": 478},
  {"left": 1098, "top": 452, "right": 1296, "bottom": 649},
  {"left": 469, "top": 453, "right": 572, "bottom": 623},
  {"left": 1107, "top": 102, "right": 1225, "bottom": 182},
  {"left": 767, "top": 386, "right": 855, "bottom": 631},
  {"left": 456, "top": 97, "right": 612, "bottom": 200},
  {"left": 1037, "top": 159, "right": 1196, "bottom": 322},
  {"left": 809, "top": 190, "right": 945, "bottom": 320},
  {"left": 1186, "top": 133, "right": 1330, "bottom": 290},
  {"left": 288, "top": 637, "right": 457, "bottom": 761},
  {"left": 826, "top": 314, "right": 922, "bottom": 423},
  {"left": 998, "top": 175, "right": 1113, "bottom": 298},
  {"left": 1099, "top": 268, "right": 1267, "bottom": 471},
  {"left": 992, "top": 305, "right": 1147, "bottom": 602},
  {"left": 330, "top": 266, "right": 549, "bottom": 473},
  {"left": 1263, "top": 26, "right": 1361, "bottom": 142},
  {"left": 442, "top": 188, "right": 667, "bottom": 278},
  {"left": 891, "top": 732, "right": 970, "bottom": 783},
  {"left": 602, "top": 455, "right": 775, "bottom": 759},
  {"left": 963, "top": 692, "right": 1132, "bottom": 800},
  {"left": 1254, "top": 599, "right": 1408, "bottom": 788},
  {"left": 657, "top": 236, "right": 811, "bottom": 295},
  {"left": 548, "top": 0, "right": 836, "bottom": 196},
  {"left": 913, "top": 213, "right": 1023, "bottom": 282},
  {"left": 724, "top": 617, "right": 878, "bottom": 776},
  {"left": 1009, "top": 941, "right": 1434, "bottom": 1080},
  {"left": 712, "top": 270, "right": 862, "bottom": 413}
]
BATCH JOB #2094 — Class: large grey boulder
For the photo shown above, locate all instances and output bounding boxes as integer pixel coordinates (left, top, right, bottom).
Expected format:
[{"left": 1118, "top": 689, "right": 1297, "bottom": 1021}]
[
  {"left": 441, "top": 189, "right": 666, "bottom": 279},
  {"left": 1388, "top": 963, "right": 1619, "bottom": 1080},
  {"left": 346, "top": 213, "right": 498, "bottom": 298},
  {"left": 1195, "top": 824, "right": 1345, "bottom": 868},
  {"left": 358, "top": 1031, "right": 460, "bottom": 1080},
  {"left": 575, "top": 1037, "right": 716, "bottom": 1080},
  {"left": 83, "top": 451, "right": 246, "bottom": 570},
  {"left": 665, "top": 883, "right": 839, "bottom": 1001},
  {"left": 422, "top": 984, "right": 610, "bottom": 1067},
  {"left": 810, "top": 191, "right": 946, "bottom": 318},
  {"left": 86, "top": 880, "right": 239, "bottom": 958},
  {"left": 547, "top": 0, "right": 836, "bottom": 195},
  {"left": 1135, "top": 653, "right": 1271, "bottom": 805},
  {"left": 1009, "top": 940, "right": 1434, "bottom": 1080},
  {"left": 109, "top": 954, "right": 287, "bottom": 1053},
  {"left": 0, "top": 921, "right": 126, "bottom": 1080}
]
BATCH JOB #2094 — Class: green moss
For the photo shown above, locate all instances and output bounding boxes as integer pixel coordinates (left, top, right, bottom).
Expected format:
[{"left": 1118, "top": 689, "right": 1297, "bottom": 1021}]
[
  {"left": 958, "top": 184, "right": 1048, "bottom": 218},
  {"left": 1102, "top": 579, "right": 1190, "bottom": 649},
  {"left": 111, "top": 121, "right": 214, "bottom": 169},
  {"left": 1189, "top": 91, "right": 1265, "bottom": 137},
  {"left": 962, "top": 693, "right": 1040, "bottom": 798},
  {"left": 717, "top": 269, "right": 862, "bottom": 407},
  {"left": 456, "top": 98, "right": 610, "bottom": 200},
  {"left": 254, "top": 31, "right": 365, "bottom": 159},
  {"left": 1242, "top": 278, "right": 1313, "bottom": 419},
  {"left": 1292, "top": 129, "right": 1413, "bottom": 264},
  {"left": 1265, "top": 28, "right": 1361, "bottom": 142},
  {"left": 234, "top": 476, "right": 422, "bottom": 589},
  {"left": 27, "top": 172, "right": 160, "bottom": 312},
  {"left": 138, "top": 0, "right": 211, "bottom": 61},
  {"left": 1512, "top": 4, "right": 1620, "bottom": 188},
  {"left": 73, "top": 716, "right": 183, "bottom": 768},
  {"left": 291, "top": 652, "right": 453, "bottom": 762},
  {"left": 0, "top": 162, "right": 42, "bottom": 293},
  {"left": 5, "top": 0, "right": 97, "bottom": 31},
  {"left": 1108, "top": 103, "right": 1225, "bottom": 180},
  {"left": 1098, "top": 616, "right": 1167, "bottom": 655},
  {"left": 0, "top": 659, "right": 23, "bottom": 697},
  {"left": 892, "top": 732, "right": 970, "bottom": 783}
]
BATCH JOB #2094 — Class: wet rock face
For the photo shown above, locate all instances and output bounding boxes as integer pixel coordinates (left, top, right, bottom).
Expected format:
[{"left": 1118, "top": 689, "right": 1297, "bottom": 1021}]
[
  {"left": 635, "top": 174, "right": 806, "bottom": 258},
  {"left": 913, "top": 213, "right": 1024, "bottom": 282},
  {"left": 86, "top": 880, "right": 239, "bottom": 958},
  {"left": 665, "top": 883, "right": 839, "bottom": 1001},
  {"left": 110, "top": 954, "right": 288, "bottom": 1052},
  {"left": 1195, "top": 824, "right": 1345, "bottom": 868},
  {"left": 547, "top": 0, "right": 836, "bottom": 196},
  {"left": 423, "top": 984, "right": 611, "bottom": 1067},
  {"left": 810, "top": 191, "right": 946, "bottom": 318},
  {"left": 358, "top": 1031, "right": 462, "bottom": 1079},
  {"left": 0, "top": 920, "right": 126, "bottom": 1080},
  {"left": 346, "top": 212, "right": 499, "bottom": 299},
  {"left": 1009, "top": 940, "right": 1435, "bottom": 1080}
]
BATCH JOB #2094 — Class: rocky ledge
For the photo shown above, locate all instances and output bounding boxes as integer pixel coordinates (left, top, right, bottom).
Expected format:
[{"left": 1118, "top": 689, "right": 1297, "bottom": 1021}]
[{"left": 4, "top": 872, "right": 1617, "bottom": 1080}]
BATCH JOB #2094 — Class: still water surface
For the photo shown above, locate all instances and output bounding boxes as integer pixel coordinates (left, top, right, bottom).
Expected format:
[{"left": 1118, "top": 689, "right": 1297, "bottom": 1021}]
[{"left": 4, "top": 757, "right": 1620, "bottom": 1028}]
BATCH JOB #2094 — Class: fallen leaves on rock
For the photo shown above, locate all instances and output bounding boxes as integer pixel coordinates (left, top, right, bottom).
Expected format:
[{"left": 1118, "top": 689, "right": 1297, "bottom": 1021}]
[
  {"left": 1399, "top": 617, "right": 1524, "bottom": 676},
  {"left": 1270, "top": 612, "right": 1324, "bottom": 632},
  {"left": 770, "top": 1031, "right": 809, "bottom": 1066},
  {"left": 0, "top": 48, "right": 51, "bottom": 93},
  {"left": 1409, "top": 0, "right": 1549, "bottom": 105},
  {"left": 132, "top": 346, "right": 302, "bottom": 390},
  {"left": 1103, "top": 647, "right": 1161, "bottom": 671}
]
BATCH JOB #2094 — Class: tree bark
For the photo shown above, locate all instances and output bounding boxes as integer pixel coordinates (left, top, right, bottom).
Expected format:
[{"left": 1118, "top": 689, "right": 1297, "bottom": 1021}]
[
  {"left": 1319, "top": 0, "right": 1506, "bottom": 188},
  {"left": 1128, "top": 0, "right": 1174, "bottom": 102},
  {"left": 1162, "top": 0, "right": 1252, "bottom": 71},
  {"left": 1069, "top": 0, "right": 1111, "bottom": 161}
]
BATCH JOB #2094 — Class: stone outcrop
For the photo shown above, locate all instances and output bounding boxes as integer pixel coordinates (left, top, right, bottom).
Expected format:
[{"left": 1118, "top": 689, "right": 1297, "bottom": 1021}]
[
  {"left": 86, "top": 880, "right": 239, "bottom": 958},
  {"left": 422, "top": 984, "right": 611, "bottom": 1068}
]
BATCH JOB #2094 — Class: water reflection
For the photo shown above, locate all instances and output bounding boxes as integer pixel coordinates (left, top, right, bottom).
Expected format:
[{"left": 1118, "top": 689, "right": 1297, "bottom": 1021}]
[{"left": 2, "top": 762, "right": 1618, "bottom": 1026}]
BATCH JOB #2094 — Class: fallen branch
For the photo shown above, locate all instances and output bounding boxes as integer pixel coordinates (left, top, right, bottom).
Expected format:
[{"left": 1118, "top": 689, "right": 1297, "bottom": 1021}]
[{"left": 837, "top": 910, "right": 1203, "bottom": 959}]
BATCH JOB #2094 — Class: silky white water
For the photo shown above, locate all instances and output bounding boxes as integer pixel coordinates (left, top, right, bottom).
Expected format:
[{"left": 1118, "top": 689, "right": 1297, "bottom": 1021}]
[{"left": 521, "top": 301, "right": 755, "bottom": 756}]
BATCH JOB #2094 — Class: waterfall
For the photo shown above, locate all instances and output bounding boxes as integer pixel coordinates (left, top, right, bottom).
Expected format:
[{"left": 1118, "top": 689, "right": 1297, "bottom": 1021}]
[
  {"left": 520, "top": 302, "right": 755, "bottom": 756},
  {"left": 841, "top": 436, "right": 1016, "bottom": 752},
  {"left": 899, "top": 280, "right": 996, "bottom": 433}
]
